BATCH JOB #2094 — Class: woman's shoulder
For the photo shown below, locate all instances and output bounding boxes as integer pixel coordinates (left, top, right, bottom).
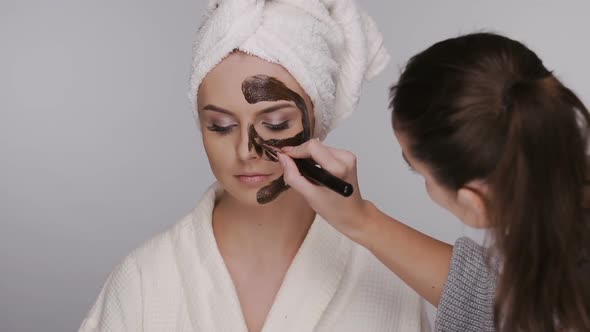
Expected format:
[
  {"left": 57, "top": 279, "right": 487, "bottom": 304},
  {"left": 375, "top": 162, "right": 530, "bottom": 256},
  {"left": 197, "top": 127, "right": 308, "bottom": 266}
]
[
  {"left": 132, "top": 212, "right": 194, "bottom": 267},
  {"left": 435, "top": 236, "right": 497, "bottom": 332},
  {"left": 130, "top": 184, "right": 219, "bottom": 269},
  {"left": 449, "top": 236, "right": 497, "bottom": 279},
  {"left": 100, "top": 185, "right": 216, "bottom": 291},
  {"left": 79, "top": 211, "right": 201, "bottom": 332},
  {"left": 79, "top": 186, "right": 219, "bottom": 331}
]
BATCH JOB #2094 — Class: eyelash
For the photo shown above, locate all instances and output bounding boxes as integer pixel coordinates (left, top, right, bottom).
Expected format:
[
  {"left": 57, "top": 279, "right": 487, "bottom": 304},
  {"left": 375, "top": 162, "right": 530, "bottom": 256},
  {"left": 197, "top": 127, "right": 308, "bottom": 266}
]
[
  {"left": 206, "top": 121, "right": 289, "bottom": 135},
  {"left": 264, "top": 121, "right": 290, "bottom": 131},
  {"left": 206, "top": 124, "right": 236, "bottom": 135}
]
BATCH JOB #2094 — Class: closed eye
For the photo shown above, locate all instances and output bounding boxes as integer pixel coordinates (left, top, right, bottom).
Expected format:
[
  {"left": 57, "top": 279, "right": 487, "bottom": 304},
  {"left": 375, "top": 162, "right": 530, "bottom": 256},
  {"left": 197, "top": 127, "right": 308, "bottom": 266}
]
[
  {"left": 263, "top": 121, "right": 290, "bottom": 131},
  {"left": 206, "top": 124, "right": 237, "bottom": 135}
]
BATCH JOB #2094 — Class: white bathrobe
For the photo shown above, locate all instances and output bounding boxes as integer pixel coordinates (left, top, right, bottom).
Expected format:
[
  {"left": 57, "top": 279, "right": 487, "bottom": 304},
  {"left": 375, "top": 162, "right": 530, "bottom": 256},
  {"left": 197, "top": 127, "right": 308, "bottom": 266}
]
[{"left": 80, "top": 184, "right": 428, "bottom": 331}]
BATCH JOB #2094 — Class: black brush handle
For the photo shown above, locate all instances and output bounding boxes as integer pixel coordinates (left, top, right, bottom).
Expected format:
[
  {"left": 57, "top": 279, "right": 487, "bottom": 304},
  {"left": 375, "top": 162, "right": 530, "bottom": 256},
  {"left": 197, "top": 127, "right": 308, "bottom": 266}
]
[{"left": 293, "top": 158, "right": 354, "bottom": 197}]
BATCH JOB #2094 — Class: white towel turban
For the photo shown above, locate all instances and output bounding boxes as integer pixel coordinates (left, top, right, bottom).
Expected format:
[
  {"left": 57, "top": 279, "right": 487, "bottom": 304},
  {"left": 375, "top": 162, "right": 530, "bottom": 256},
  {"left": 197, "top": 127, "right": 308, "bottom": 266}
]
[{"left": 189, "top": 0, "right": 389, "bottom": 140}]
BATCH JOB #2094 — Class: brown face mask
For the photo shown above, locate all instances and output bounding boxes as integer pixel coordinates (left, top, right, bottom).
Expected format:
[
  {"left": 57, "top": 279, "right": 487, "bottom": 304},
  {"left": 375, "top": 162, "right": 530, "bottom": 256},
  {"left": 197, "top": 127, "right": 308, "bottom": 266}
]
[{"left": 241, "top": 74, "right": 312, "bottom": 204}]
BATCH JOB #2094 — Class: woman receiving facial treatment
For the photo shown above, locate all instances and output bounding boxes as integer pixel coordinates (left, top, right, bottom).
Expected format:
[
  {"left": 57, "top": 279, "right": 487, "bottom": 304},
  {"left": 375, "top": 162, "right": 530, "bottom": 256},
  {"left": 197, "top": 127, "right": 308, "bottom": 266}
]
[
  {"left": 79, "top": 1, "right": 428, "bottom": 331},
  {"left": 279, "top": 32, "right": 590, "bottom": 331}
]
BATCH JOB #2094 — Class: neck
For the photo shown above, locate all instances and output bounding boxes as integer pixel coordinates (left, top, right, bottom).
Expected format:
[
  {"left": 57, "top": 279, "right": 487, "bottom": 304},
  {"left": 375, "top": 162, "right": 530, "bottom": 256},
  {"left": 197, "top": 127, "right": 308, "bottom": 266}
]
[{"left": 212, "top": 188, "right": 316, "bottom": 261}]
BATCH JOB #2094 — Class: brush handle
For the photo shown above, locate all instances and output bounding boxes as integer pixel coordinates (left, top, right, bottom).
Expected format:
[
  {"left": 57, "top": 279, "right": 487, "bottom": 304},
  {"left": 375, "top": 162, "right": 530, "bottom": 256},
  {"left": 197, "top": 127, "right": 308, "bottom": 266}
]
[{"left": 293, "top": 158, "right": 354, "bottom": 197}]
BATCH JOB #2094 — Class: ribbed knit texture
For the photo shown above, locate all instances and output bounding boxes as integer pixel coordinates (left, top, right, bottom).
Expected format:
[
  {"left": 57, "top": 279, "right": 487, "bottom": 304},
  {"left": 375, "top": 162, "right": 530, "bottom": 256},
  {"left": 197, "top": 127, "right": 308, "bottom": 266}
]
[{"left": 435, "top": 237, "right": 497, "bottom": 332}]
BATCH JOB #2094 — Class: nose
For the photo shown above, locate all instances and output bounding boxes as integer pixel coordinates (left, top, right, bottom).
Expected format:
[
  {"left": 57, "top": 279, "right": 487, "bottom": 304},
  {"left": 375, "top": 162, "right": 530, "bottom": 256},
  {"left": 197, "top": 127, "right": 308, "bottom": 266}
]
[{"left": 237, "top": 124, "right": 259, "bottom": 161}]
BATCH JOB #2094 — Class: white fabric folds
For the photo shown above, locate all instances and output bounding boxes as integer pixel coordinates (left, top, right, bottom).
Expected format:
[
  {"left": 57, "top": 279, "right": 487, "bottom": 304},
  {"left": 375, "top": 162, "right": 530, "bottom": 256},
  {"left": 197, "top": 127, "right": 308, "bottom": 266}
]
[{"left": 188, "top": 0, "right": 390, "bottom": 139}]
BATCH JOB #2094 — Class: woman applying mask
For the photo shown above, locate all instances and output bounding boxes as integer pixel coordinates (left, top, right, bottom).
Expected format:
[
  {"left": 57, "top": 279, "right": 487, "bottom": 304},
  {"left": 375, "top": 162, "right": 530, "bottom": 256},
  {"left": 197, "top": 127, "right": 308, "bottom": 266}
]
[
  {"left": 279, "top": 33, "right": 590, "bottom": 331},
  {"left": 79, "top": 1, "right": 427, "bottom": 331}
]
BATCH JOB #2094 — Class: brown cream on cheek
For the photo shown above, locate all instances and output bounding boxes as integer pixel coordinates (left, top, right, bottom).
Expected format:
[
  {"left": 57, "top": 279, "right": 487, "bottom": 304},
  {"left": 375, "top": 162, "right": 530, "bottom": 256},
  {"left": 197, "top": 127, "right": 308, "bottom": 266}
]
[
  {"left": 242, "top": 75, "right": 312, "bottom": 204},
  {"left": 242, "top": 75, "right": 311, "bottom": 141}
]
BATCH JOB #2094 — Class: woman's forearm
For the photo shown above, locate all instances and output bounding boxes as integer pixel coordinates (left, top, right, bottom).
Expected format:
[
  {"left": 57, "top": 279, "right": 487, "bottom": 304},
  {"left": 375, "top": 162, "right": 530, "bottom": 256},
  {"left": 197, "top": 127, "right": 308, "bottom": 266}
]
[
  {"left": 352, "top": 201, "right": 453, "bottom": 307},
  {"left": 277, "top": 143, "right": 453, "bottom": 306}
]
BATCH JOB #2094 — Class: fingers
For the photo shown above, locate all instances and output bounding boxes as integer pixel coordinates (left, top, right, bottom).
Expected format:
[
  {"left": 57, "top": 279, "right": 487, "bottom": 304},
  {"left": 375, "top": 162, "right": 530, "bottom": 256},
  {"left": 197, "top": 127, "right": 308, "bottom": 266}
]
[
  {"left": 277, "top": 152, "right": 316, "bottom": 197},
  {"left": 282, "top": 139, "right": 355, "bottom": 178},
  {"left": 281, "top": 139, "right": 329, "bottom": 159},
  {"left": 278, "top": 152, "right": 343, "bottom": 208}
]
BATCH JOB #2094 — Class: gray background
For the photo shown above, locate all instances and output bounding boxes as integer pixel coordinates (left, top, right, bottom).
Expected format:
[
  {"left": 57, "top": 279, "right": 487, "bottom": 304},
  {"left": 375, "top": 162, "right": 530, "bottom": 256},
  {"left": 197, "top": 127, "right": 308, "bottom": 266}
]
[{"left": 2, "top": 1, "right": 589, "bottom": 331}]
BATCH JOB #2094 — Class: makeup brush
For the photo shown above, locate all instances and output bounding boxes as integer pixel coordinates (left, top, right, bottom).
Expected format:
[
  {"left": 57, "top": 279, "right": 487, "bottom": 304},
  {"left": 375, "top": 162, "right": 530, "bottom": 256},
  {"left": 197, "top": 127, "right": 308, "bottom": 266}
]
[{"left": 261, "top": 143, "right": 354, "bottom": 197}]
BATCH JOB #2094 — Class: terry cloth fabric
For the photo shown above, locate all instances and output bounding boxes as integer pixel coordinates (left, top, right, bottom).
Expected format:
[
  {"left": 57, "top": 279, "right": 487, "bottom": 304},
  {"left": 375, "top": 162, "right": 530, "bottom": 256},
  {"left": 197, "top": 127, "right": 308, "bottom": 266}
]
[
  {"left": 188, "top": 0, "right": 390, "bottom": 139},
  {"left": 79, "top": 184, "right": 428, "bottom": 332}
]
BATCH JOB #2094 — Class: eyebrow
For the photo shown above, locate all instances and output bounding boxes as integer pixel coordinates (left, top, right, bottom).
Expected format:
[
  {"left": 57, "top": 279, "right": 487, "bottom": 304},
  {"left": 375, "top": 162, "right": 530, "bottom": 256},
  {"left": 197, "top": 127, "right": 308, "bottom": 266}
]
[{"left": 201, "top": 102, "right": 295, "bottom": 115}]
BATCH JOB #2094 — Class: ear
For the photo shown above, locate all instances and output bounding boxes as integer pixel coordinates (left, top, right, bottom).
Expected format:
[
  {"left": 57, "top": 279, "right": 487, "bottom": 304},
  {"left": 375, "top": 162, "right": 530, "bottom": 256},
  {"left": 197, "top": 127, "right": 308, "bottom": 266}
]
[{"left": 456, "top": 180, "right": 489, "bottom": 229}]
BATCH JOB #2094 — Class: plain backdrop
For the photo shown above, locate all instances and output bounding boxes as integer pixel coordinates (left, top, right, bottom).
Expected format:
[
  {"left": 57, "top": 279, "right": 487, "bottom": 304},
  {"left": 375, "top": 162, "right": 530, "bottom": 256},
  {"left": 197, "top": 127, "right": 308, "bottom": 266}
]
[{"left": 2, "top": 1, "right": 589, "bottom": 331}]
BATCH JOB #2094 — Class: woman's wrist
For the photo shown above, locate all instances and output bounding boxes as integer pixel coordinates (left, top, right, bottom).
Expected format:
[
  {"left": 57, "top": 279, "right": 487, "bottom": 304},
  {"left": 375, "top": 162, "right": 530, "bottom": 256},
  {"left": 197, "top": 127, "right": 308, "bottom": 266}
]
[{"left": 344, "top": 200, "right": 384, "bottom": 248}]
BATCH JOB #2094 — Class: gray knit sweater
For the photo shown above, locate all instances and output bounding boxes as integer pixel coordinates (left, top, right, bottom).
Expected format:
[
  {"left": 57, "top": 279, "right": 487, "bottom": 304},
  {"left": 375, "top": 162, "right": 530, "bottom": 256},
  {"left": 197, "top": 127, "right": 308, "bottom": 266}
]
[{"left": 435, "top": 237, "right": 497, "bottom": 332}]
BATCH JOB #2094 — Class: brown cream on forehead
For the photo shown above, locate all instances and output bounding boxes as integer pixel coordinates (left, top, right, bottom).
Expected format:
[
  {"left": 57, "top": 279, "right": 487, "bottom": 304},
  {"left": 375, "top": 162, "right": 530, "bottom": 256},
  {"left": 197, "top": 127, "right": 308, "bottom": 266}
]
[{"left": 242, "top": 75, "right": 312, "bottom": 204}]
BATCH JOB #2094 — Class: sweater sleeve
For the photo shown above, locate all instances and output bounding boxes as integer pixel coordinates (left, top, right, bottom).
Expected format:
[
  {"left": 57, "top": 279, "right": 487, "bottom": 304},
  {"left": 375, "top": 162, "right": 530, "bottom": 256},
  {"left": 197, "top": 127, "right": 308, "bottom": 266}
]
[
  {"left": 434, "top": 237, "right": 496, "bottom": 332},
  {"left": 79, "top": 253, "right": 143, "bottom": 332}
]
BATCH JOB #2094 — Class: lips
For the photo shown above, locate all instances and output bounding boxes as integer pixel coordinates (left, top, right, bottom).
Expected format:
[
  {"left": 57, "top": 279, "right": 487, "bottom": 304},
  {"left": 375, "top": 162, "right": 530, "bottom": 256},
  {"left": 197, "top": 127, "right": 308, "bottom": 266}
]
[{"left": 235, "top": 173, "right": 273, "bottom": 185}]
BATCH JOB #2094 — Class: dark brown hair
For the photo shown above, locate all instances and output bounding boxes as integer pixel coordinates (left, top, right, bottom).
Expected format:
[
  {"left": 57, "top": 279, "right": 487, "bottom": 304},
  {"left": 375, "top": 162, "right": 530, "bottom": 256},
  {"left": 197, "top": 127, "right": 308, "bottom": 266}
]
[{"left": 391, "top": 33, "right": 590, "bottom": 331}]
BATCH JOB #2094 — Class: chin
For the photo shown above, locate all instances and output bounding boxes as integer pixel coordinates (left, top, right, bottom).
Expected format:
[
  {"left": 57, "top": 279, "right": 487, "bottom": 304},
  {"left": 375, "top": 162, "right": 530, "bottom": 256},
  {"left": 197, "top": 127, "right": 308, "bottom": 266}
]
[
  {"left": 218, "top": 182, "right": 271, "bottom": 207},
  {"left": 229, "top": 173, "right": 291, "bottom": 203}
]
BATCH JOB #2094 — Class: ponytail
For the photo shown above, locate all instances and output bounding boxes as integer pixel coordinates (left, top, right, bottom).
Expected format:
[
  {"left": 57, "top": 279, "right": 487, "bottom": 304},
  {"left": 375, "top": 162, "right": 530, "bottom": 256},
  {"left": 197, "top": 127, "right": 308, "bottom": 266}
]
[
  {"left": 490, "top": 76, "right": 590, "bottom": 331},
  {"left": 391, "top": 32, "right": 590, "bottom": 331}
]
